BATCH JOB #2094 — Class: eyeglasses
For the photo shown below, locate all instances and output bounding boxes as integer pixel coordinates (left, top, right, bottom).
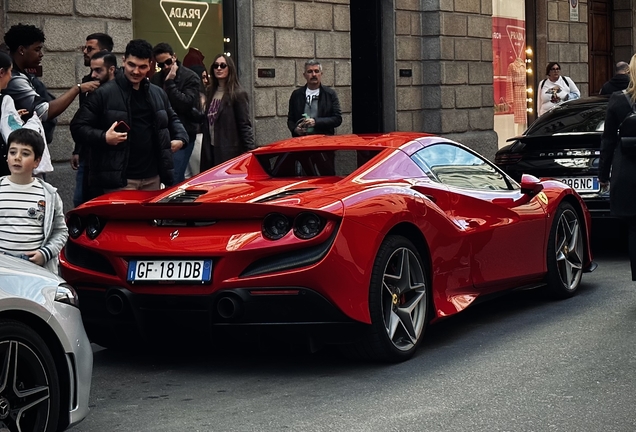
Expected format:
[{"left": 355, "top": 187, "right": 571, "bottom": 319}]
[
  {"left": 212, "top": 62, "right": 228, "bottom": 70},
  {"left": 550, "top": 67, "right": 560, "bottom": 71},
  {"left": 81, "top": 46, "right": 96, "bottom": 53},
  {"left": 157, "top": 58, "right": 174, "bottom": 68}
]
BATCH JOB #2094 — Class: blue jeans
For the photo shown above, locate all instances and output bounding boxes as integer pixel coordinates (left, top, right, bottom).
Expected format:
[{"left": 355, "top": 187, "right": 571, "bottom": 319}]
[
  {"left": 73, "top": 159, "right": 85, "bottom": 208},
  {"left": 173, "top": 136, "right": 196, "bottom": 184}
]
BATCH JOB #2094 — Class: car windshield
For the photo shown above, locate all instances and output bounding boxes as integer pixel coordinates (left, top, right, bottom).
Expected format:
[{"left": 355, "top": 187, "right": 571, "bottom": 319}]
[
  {"left": 526, "top": 100, "right": 608, "bottom": 136},
  {"left": 256, "top": 150, "right": 381, "bottom": 177}
]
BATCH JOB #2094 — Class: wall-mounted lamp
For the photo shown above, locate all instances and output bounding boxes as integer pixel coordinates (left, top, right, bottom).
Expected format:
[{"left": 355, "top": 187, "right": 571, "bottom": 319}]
[{"left": 525, "top": 46, "right": 534, "bottom": 121}]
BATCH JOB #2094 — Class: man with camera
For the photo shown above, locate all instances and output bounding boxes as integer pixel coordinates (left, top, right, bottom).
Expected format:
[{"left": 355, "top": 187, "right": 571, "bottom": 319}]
[
  {"left": 150, "top": 42, "right": 203, "bottom": 183},
  {"left": 70, "top": 39, "right": 188, "bottom": 194},
  {"left": 287, "top": 59, "right": 342, "bottom": 137}
]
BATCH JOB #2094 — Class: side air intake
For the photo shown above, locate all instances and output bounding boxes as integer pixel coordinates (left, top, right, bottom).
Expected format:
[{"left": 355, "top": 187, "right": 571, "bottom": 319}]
[{"left": 254, "top": 188, "right": 317, "bottom": 203}]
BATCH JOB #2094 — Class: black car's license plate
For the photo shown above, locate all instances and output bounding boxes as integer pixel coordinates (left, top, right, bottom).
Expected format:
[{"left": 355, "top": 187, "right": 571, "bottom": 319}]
[{"left": 556, "top": 177, "right": 599, "bottom": 192}]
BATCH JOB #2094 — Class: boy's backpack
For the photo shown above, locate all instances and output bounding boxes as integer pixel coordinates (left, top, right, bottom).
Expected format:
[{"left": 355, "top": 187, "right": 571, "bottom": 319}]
[{"left": 618, "top": 91, "right": 636, "bottom": 157}]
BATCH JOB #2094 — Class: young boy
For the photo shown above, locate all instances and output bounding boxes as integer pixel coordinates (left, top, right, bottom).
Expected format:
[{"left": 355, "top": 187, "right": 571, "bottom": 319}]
[{"left": 0, "top": 128, "right": 68, "bottom": 274}]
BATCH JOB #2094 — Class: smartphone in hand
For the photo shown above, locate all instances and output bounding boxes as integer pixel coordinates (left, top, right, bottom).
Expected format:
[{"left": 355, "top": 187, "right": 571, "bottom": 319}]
[{"left": 114, "top": 121, "right": 130, "bottom": 133}]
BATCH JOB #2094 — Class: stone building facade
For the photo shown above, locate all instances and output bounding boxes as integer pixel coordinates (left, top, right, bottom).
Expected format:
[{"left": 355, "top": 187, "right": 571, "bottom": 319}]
[{"left": 1, "top": 0, "right": 635, "bottom": 210}]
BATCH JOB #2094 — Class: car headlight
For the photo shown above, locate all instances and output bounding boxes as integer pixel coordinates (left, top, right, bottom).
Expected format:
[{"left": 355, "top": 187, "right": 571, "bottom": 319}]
[
  {"left": 262, "top": 213, "right": 291, "bottom": 240},
  {"left": 55, "top": 283, "right": 79, "bottom": 307},
  {"left": 67, "top": 214, "right": 84, "bottom": 239},
  {"left": 86, "top": 215, "right": 105, "bottom": 239},
  {"left": 293, "top": 212, "right": 324, "bottom": 239}
]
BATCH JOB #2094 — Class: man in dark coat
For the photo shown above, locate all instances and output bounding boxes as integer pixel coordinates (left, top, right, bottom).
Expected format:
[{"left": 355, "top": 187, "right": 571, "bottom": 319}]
[
  {"left": 599, "top": 61, "right": 630, "bottom": 95},
  {"left": 71, "top": 32, "right": 114, "bottom": 207},
  {"left": 70, "top": 39, "right": 188, "bottom": 194},
  {"left": 287, "top": 59, "right": 342, "bottom": 137},
  {"left": 599, "top": 54, "right": 636, "bottom": 280},
  {"left": 151, "top": 42, "right": 203, "bottom": 183}
]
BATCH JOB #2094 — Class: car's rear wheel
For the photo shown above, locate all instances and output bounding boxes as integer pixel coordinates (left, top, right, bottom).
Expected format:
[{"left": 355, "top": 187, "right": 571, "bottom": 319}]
[
  {"left": 345, "top": 235, "right": 428, "bottom": 362},
  {"left": 546, "top": 202, "right": 584, "bottom": 298},
  {"left": 0, "top": 320, "right": 60, "bottom": 432}
]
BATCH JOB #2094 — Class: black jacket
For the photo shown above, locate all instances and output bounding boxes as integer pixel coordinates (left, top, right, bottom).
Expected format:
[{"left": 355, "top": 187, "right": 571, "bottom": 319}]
[
  {"left": 70, "top": 71, "right": 188, "bottom": 189},
  {"left": 600, "top": 74, "right": 630, "bottom": 95},
  {"left": 72, "top": 73, "right": 96, "bottom": 156},
  {"left": 150, "top": 61, "right": 203, "bottom": 139},
  {"left": 599, "top": 91, "right": 636, "bottom": 217},
  {"left": 287, "top": 84, "right": 342, "bottom": 136}
]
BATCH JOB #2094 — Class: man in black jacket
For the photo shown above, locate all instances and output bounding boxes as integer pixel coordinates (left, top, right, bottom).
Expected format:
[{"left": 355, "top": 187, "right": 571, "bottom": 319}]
[
  {"left": 151, "top": 42, "right": 203, "bottom": 183},
  {"left": 287, "top": 59, "right": 342, "bottom": 137},
  {"left": 71, "top": 32, "right": 114, "bottom": 207},
  {"left": 70, "top": 39, "right": 188, "bottom": 195},
  {"left": 600, "top": 61, "right": 630, "bottom": 95}
]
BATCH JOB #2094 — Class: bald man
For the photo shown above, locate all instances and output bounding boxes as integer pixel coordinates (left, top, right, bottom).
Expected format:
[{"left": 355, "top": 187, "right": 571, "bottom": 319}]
[{"left": 600, "top": 61, "right": 630, "bottom": 95}]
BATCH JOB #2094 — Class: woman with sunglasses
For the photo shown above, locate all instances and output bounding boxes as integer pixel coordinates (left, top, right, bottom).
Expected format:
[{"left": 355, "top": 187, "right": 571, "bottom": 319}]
[
  {"left": 201, "top": 54, "right": 255, "bottom": 170},
  {"left": 537, "top": 62, "right": 581, "bottom": 117}
]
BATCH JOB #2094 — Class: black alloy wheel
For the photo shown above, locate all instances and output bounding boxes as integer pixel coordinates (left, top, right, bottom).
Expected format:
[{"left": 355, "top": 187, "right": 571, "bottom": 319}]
[{"left": 0, "top": 320, "right": 60, "bottom": 432}]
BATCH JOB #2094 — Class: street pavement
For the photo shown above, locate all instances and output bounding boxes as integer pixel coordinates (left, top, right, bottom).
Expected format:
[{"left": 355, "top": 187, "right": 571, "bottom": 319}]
[{"left": 69, "top": 239, "right": 636, "bottom": 432}]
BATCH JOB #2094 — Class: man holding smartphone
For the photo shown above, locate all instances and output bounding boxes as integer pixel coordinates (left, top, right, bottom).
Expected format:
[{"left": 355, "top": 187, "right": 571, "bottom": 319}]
[{"left": 70, "top": 39, "right": 188, "bottom": 195}]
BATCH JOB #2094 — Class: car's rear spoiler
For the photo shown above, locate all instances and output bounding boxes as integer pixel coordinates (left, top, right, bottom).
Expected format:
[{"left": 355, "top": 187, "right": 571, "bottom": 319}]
[{"left": 70, "top": 199, "right": 344, "bottom": 220}]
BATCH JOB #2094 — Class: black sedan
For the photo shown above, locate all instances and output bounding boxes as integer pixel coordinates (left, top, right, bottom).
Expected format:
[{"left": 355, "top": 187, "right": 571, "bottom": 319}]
[{"left": 495, "top": 95, "right": 610, "bottom": 217}]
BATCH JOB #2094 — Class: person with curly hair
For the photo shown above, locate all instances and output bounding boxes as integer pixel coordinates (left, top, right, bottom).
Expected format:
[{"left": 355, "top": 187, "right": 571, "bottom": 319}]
[{"left": 2, "top": 24, "right": 100, "bottom": 144}]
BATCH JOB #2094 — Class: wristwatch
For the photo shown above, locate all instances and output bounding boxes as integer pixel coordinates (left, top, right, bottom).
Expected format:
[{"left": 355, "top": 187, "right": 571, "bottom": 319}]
[{"left": 77, "top": 83, "right": 82, "bottom": 93}]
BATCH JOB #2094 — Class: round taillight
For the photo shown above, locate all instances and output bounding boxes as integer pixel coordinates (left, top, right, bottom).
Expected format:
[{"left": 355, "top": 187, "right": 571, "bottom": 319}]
[
  {"left": 262, "top": 213, "right": 291, "bottom": 240},
  {"left": 293, "top": 212, "right": 324, "bottom": 239},
  {"left": 86, "top": 215, "right": 104, "bottom": 240},
  {"left": 67, "top": 214, "right": 84, "bottom": 239}
]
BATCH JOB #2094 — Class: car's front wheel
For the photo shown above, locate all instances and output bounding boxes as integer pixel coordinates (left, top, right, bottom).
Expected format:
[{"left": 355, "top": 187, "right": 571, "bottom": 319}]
[
  {"left": 345, "top": 235, "right": 429, "bottom": 362},
  {"left": 546, "top": 202, "right": 584, "bottom": 298},
  {"left": 0, "top": 320, "right": 60, "bottom": 432}
]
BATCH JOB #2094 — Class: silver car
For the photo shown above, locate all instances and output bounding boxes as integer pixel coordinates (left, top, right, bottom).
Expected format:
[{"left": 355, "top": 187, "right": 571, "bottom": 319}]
[{"left": 0, "top": 255, "right": 92, "bottom": 432}]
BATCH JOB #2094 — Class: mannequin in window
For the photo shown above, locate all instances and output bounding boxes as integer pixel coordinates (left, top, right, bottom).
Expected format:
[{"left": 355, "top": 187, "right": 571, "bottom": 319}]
[{"left": 506, "top": 57, "right": 527, "bottom": 135}]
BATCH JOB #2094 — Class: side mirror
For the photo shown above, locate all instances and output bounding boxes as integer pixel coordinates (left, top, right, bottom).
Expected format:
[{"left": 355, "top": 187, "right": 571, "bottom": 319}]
[{"left": 520, "top": 174, "right": 544, "bottom": 195}]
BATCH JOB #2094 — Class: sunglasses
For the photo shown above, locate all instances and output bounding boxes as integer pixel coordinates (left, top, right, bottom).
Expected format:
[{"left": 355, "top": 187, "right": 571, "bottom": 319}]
[
  {"left": 212, "top": 62, "right": 228, "bottom": 70},
  {"left": 157, "top": 58, "right": 174, "bottom": 68},
  {"left": 81, "top": 46, "right": 96, "bottom": 53},
  {"left": 550, "top": 67, "right": 560, "bottom": 71}
]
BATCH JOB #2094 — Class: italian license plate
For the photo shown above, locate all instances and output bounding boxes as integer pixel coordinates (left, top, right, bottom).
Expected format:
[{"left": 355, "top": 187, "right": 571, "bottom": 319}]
[
  {"left": 556, "top": 177, "right": 599, "bottom": 192},
  {"left": 127, "top": 260, "right": 212, "bottom": 282}
]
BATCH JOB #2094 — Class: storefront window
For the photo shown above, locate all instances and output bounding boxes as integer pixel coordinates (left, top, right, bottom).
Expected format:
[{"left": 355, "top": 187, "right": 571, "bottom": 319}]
[
  {"left": 492, "top": 0, "right": 526, "bottom": 148},
  {"left": 132, "top": 0, "right": 224, "bottom": 70}
]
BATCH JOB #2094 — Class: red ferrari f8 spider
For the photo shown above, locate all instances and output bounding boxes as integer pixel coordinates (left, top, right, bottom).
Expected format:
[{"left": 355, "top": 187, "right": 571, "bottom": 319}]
[{"left": 60, "top": 133, "right": 596, "bottom": 362}]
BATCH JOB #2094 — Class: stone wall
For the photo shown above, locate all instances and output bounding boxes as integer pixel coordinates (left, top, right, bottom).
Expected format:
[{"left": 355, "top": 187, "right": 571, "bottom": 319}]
[
  {"left": 541, "top": 0, "right": 589, "bottom": 96},
  {"left": 1, "top": 2, "right": 133, "bottom": 209},
  {"left": 250, "top": 0, "right": 352, "bottom": 147},
  {"left": 415, "top": 0, "right": 497, "bottom": 158},
  {"left": 613, "top": 0, "right": 635, "bottom": 64}
]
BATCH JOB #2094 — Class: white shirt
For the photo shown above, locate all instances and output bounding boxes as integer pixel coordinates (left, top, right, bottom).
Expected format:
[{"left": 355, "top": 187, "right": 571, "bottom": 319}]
[{"left": 538, "top": 76, "right": 581, "bottom": 117}]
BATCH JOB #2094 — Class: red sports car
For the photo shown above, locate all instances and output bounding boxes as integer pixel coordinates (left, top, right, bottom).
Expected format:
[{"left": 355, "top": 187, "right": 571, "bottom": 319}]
[{"left": 60, "top": 133, "right": 596, "bottom": 362}]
